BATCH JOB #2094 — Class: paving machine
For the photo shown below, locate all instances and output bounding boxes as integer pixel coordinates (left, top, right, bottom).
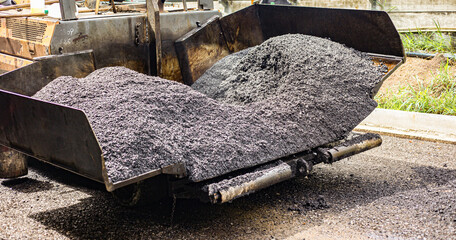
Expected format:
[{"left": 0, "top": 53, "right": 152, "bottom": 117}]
[{"left": 0, "top": 1, "right": 405, "bottom": 204}]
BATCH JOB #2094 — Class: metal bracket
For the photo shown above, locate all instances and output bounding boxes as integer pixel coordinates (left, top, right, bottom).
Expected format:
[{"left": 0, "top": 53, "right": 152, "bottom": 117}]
[
  {"left": 135, "top": 22, "right": 141, "bottom": 46},
  {"left": 146, "top": 0, "right": 162, "bottom": 76},
  {"left": 59, "top": 0, "right": 77, "bottom": 21},
  {"left": 197, "top": 0, "right": 214, "bottom": 10},
  {"left": 162, "top": 163, "right": 187, "bottom": 178},
  {"left": 28, "top": 42, "right": 36, "bottom": 55}
]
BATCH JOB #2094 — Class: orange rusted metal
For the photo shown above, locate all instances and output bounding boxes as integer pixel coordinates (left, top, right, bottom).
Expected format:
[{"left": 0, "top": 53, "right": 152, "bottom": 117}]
[
  {"left": 371, "top": 57, "right": 402, "bottom": 74},
  {"left": 0, "top": 53, "right": 33, "bottom": 72},
  {"left": 0, "top": 17, "right": 57, "bottom": 59}
]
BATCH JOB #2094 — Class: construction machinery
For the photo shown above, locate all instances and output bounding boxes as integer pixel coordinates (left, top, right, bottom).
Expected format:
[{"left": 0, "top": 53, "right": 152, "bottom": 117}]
[{"left": 0, "top": 1, "right": 405, "bottom": 204}]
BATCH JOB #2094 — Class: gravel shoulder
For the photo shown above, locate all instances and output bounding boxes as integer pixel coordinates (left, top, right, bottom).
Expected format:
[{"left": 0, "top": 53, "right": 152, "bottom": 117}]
[{"left": 0, "top": 135, "right": 455, "bottom": 239}]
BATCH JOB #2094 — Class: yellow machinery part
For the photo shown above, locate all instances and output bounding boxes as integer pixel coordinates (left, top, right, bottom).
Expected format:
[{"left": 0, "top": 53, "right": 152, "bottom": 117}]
[
  {"left": 0, "top": 17, "right": 57, "bottom": 60},
  {"left": 0, "top": 53, "right": 33, "bottom": 72}
]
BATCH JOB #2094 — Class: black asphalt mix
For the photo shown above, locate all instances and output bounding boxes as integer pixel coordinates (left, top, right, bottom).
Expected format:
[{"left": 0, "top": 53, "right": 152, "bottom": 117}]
[{"left": 33, "top": 34, "right": 385, "bottom": 183}]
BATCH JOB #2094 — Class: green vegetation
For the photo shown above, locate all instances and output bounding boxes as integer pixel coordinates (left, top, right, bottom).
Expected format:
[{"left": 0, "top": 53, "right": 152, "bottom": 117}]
[
  {"left": 400, "top": 21, "right": 454, "bottom": 53},
  {"left": 375, "top": 60, "right": 456, "bottom": 116},
  {"left": 377, "top": 22, "right": 456, "bottom": 115}
]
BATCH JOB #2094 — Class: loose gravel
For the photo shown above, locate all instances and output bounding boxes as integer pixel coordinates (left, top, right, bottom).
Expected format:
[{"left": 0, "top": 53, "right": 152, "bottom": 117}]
[{"left": 33, "top": 34, "right": 384, "bottom": 184}]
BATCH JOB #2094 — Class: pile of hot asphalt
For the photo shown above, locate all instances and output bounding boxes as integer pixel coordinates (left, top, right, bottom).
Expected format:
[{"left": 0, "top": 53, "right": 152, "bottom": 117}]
[{"left": 33, "top": 34, "right": 385, "bottom": 183}]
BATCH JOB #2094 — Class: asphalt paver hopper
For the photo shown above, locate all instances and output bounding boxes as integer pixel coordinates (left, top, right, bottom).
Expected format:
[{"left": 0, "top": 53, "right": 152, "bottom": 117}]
[{"left": 0, "top": 3, "right": 405, "bottom": 205}]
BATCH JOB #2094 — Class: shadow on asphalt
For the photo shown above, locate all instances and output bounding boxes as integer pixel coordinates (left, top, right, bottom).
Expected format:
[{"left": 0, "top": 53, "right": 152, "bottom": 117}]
[
  {"left": 27, "top": 158, "right": 456, "bottom": 239},
  {"left": 1, "top": 177, "right": 53, "bottom": 193},
  {"left": 27, "top": 158, "right": 106, "bottom": 192}
]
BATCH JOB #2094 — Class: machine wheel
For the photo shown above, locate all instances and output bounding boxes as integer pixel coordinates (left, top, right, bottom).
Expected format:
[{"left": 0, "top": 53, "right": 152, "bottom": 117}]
[
  {"left": 111, "top": 176, "right": 170, "bottom": 206},
  {"left": 111, "top": 182, "right": 143, "bottom": 207},
  {"left": 0, "top": 147, "right": 28, "bottom": 179}
]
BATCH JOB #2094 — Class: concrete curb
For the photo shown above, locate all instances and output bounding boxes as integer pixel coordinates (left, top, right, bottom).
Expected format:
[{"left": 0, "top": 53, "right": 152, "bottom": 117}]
[{"left": 354, "top": 108, "right": 456, "bottom": 144}]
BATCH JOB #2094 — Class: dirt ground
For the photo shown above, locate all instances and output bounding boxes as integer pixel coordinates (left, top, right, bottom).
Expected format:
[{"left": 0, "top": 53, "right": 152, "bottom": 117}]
[
  {"left": 0, "top": 135, "right": 455, "bottom": 240},
  {"left": 378, "top": 55, "right": 450, "bottom": 94}
]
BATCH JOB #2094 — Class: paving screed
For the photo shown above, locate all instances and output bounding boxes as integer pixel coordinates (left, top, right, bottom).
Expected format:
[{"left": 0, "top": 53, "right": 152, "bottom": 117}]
[{"left": 33, "top": 34, "right": 385, "bottom": 183}]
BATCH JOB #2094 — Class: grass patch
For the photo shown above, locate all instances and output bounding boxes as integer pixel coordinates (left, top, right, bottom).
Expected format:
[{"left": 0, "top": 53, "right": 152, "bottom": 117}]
[
  {"left": 375, "top": 60, "right": 456, "bottom": 116},
  {"left": 400, "top": 22, "right": 454, "bottom": 53}
]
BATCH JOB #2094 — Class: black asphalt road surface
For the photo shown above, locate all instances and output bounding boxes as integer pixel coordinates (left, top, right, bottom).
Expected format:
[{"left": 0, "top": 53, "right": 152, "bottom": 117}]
[{"left": 0, "top": 135, "right": 455, "bottom": 239}]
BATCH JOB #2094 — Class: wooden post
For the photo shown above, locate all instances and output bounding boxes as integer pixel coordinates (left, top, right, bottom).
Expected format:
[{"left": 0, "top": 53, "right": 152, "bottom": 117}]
[
  {"left": 182, "top": 0, "right": 187, "bottom": 11},
  {"left": 78, "top": 7, "right": 110, "bottom": 13},
  {"left": 109, "top": 0, "right": 117, "bottom": 13},
  {"left": 146, "top": 0, "right": 162, "bottom": 77},
  {"left": 95, "top": 0, "right": 101, "bottom": 14},
  {"left": 0, "top": 12, "right": 47, "bottom": 18}
]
